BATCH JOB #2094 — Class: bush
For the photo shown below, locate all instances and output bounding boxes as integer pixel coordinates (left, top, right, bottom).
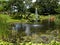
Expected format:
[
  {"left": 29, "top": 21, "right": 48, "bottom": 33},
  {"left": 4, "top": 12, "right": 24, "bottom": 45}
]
[
  {"left": 0, "top": 5, "right": 4, "bottom": 11},
  {"left": 54, "top": 14, "right": 60, "bottom": 29},
  {"left": 55, "top": 5, "right": 60, "bottom": 13}
]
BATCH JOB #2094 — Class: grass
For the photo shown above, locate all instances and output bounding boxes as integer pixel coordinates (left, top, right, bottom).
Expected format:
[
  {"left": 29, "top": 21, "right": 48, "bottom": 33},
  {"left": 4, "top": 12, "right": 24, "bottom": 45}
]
[
  {"left": 0, "top": 14, "right": 21, "bottom": 23},
  {"left": 0, "top": 14, "right": 21, "bottom": 37}
]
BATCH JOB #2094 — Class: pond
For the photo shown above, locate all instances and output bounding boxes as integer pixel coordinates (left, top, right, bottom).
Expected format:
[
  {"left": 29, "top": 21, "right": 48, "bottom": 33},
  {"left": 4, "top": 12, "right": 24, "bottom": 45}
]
[{"left": 8, "top": 22, "right": 60, "bottom": 43}]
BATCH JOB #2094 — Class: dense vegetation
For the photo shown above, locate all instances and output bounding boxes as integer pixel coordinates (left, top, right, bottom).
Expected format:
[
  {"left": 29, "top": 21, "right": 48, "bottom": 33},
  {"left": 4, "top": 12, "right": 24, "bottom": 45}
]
[
  {"left": 0, "top": 40, "right": 60, "bottom": 45},
  {"left": 0, "top": 0, "right": 60, "bottom": 14},
  {"left": 0, "top": 0, "right": 60, "bottom": 45}
]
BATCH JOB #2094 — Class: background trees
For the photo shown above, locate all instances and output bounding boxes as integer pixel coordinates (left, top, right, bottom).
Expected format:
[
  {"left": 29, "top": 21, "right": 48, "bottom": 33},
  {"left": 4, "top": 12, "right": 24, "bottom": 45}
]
[
  {"left": 0, "top": 0, "right": 60, "bottom": 14},
  {"left": 34, "top": 0, "right": 59, "bottom": 14}
]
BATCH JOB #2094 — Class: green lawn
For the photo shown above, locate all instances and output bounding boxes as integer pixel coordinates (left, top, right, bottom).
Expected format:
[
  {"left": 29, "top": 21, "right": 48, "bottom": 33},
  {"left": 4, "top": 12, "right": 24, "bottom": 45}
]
[{"left": 0, "top": 14, "right": 21, "bottom": 23}]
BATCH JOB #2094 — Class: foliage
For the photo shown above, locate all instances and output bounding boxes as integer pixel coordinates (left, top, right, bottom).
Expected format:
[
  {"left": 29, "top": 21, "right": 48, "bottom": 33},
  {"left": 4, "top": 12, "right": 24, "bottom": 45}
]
[
  {"left": 55, "top": 14, "right": 60, "bottom": 25},
  {"left": 0, "top": 40, "right": 60, "bottom": 45},
  {"left": 0, "top": 5, "right": 4, "bottom": 11},
  {"left": 0, "top": 14, "right": 10, "bottom": 40},
  {"left": 0, "top": 14, "right": 8, "bottom": 33},
  {"left": 55, "top": 5, "right": 60, "bottom": 13},
  {"left": 12, "top": 13, "right": 55, "bottom": 24},
  {"left": 0, "top": 40, "right": 13, "bottom": 45},
  {"left": 54, "top": 14, "right": 60, "bottom": 29},
  {"left": 37, "top": 0, "right": 59, "bottom": 14},
  {"left": 27, "top": 14, "right": 38, "bottom": 23},
  {"left": 0, "top": 1, "right": 9, "bottom": 12},
  {"left": 0, "top": 0, "right": 59, "bottom": 15}
]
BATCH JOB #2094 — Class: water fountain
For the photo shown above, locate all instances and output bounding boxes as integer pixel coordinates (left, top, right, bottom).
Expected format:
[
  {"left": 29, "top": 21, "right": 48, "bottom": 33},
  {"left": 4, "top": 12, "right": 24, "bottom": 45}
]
[
  {"left": 32, "top": 8, "right": 42, "bottom": 26},
  {"left": 24, "top": 7, "right": 43, "bottom": 36},
  {"left": 35, "top": 8, "right": 38, "bottom": 23},
  {"left": 11, "top": 7, "right": 43, "bottom": 36},
  {"left": 25, "top": 24, "right": 30, "bottom": 36},
  {"left": 11, "top": 1, "right": 43, "bottom": 36}
]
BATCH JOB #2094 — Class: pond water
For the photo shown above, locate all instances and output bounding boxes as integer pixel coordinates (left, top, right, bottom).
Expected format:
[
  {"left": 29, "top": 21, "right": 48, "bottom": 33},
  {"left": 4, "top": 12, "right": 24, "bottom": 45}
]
[
  {"left": 11, "top": 23, "right": 43, "bottom": 35},
  {"left": 9, "top": 22, "right": 60, "bottom": 43},
  {"left": 8, "top": 7, "right": 60, "bottom": 43}
]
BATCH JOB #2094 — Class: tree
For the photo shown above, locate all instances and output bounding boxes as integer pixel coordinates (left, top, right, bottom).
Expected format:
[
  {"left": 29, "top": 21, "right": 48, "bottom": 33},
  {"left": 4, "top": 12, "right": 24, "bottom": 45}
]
[
  {"left": 0, "top": 0, "right": 59, "bottom": 14},
  {"left": 37, "top": 0, "right": 59, "bottom": 14},
  {"left": 29, "top": 0, "right": 59, "bottom": 14}
]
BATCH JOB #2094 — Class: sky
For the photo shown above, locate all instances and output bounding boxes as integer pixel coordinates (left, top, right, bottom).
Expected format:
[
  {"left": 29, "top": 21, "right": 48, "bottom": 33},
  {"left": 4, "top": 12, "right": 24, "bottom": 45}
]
[
  {"left": 0, "top": 0, "right": 36, "bottom": 2},
  {"left": 58, "top": 2, "right": 60, "bottom": 4},
  {"left": 32, "top": 0, "right": 36, "bottom": 3}
]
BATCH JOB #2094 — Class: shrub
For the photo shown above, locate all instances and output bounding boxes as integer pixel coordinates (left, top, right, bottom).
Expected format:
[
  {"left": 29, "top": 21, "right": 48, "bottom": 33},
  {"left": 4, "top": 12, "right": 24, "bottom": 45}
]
[
  {"left": 0, "top": 5, "right": 4, "bottom": 11},
  {"left": 54, "top": 14, "right": 60, "bottom": 29}
]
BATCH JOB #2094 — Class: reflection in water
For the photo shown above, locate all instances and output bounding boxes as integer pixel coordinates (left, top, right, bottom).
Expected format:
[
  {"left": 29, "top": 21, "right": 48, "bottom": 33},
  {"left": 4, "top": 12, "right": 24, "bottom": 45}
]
[
  {"left": 12, "top": 27, "right": 15, "bottom": 30},
  {"left": 25, "top": 24, "right": 30, "bottom": 36},
  {"left": 12, "top": 23, "right": 31, "bottom": 36},
  {"left": 12, "top": 23, "right": 21, "bottom": 31},
  {"left": 15, "top": 23, "right": 20, "bottom": 31}
]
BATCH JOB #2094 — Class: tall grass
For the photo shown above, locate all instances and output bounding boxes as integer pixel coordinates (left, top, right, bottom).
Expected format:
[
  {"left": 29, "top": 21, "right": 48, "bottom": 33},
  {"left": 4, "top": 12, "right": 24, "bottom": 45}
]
[{"left": 0, "top": 14, "right": 10, "bottom": 39}]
